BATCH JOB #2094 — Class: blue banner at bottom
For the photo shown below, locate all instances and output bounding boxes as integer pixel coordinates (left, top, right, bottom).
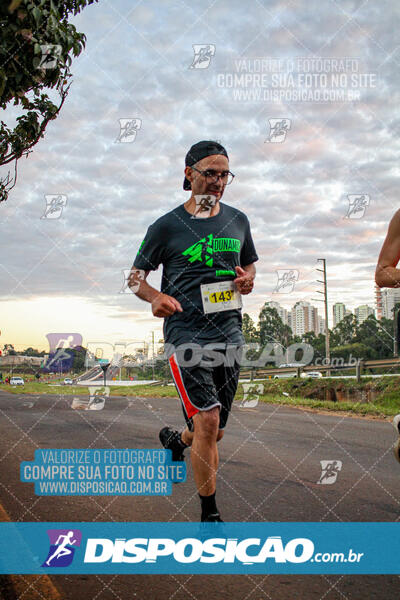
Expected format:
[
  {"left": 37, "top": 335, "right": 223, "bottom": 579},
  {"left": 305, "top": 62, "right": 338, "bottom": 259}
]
[{"left": 0, "top": 522, "right": 398, "bottom": 574}]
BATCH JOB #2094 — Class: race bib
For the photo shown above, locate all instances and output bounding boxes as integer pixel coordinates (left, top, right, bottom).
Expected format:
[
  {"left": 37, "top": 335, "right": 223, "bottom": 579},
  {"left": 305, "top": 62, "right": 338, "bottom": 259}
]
[{"left": 200, "top": 281, "right": 242, "bottom": 314}]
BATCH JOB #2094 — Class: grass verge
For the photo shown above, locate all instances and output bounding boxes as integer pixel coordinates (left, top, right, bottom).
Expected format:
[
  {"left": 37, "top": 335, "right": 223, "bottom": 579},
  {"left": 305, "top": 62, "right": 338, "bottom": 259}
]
[{"left": 1, "top": 380, "right": 398, "bottom": 417}]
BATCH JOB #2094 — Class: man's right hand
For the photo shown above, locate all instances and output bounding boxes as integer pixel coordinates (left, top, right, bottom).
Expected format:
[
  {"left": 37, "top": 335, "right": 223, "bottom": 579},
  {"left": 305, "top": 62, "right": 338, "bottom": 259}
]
[{"left": 151, "top": 293, "right": 183, "bottom": 318}]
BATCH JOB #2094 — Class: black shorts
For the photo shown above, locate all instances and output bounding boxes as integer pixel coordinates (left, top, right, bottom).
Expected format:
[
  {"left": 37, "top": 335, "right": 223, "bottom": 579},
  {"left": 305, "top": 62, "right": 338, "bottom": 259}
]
[{"left": 168, "top": 344, "right": 243, "bottom": 431}]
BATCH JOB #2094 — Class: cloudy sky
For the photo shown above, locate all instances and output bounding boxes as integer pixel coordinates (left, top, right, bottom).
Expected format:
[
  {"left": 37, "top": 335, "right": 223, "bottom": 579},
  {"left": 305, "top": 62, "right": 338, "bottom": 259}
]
[{"left": 1, "top": 0, "right": 399, "bottom": 354}]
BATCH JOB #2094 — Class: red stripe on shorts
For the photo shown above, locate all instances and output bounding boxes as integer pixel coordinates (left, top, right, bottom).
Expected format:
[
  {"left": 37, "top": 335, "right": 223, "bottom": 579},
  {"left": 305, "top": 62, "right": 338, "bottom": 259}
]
[{"left": 169, "top": 353, "right": 198, "bottom": 419}]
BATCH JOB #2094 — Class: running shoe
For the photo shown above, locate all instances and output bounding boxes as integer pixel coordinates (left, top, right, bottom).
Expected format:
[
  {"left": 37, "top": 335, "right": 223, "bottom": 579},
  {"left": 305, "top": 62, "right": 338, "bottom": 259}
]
[
  {"left": 159, "top": 427, "right": 186, "bottom": 462},
  {"left": 201, "top": 512, "right": 224, "bottom": 522}
]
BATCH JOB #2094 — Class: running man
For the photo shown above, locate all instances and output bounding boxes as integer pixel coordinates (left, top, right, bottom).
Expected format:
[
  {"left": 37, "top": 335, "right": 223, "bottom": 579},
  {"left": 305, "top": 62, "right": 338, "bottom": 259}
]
[
  {"left": 129, "top": 140, "right": 258, "bottom": 521},
  {"left": 45, "top": 531, "right": 77, "bottom": 566},
  {"left": 375, "top": 209, "right": 400, "bottom": 462}
]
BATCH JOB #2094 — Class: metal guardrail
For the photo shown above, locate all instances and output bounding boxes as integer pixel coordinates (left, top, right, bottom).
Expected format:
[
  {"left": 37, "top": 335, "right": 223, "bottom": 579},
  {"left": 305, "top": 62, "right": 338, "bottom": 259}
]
[
  {"left": 240, "top": 358, "right": 400, "bottom": 382},
  {"left": 125, "top": 358, "right": 400, "bottom": 386}
]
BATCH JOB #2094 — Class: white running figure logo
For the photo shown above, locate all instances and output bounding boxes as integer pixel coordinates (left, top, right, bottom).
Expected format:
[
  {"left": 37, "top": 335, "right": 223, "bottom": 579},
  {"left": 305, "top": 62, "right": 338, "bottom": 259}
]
[
  {"left": 45, "top": 531, "right": 77, "bottom": 566},
  {"left": 45, "top": 335, "right": 75, "bottom": 370}
]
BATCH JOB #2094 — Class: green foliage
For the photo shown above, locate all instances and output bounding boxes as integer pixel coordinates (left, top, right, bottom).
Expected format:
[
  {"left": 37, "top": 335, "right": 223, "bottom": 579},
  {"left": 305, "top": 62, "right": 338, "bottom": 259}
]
[
  {"left": 70, "top": 345, "right": 87, "bottom": 371},
  {"left": 330, "top": 313, "right": 358, "bottom": 346},
  {"left": 3, "top": 343, "right": 17, "bottom": 355},
  {"left": 0, "top": 0, "right": 98, "bottom": 201},
  {"left": 353, "top": 314, "right": 390, "bottom": 358},
  {"left": 330, "top": 314, "right": 394, "bottom": 360},
  {"left": 249, "top": 303, "right": 394, "bottom": 364},
  {"left": 242, "top": 312, "right": 258, "bottom": 343},
  {"left": 257, "top": 304, "right": 292, "bottom": 348},
  {"left": 330, "top": 342, "right": 370, "bottom": 360},
  {"left": 392, "top": 301, "right": 400, "bottom": 319},
  {"left": 20, "top": 346, "right": 46, "bottom": 356}
]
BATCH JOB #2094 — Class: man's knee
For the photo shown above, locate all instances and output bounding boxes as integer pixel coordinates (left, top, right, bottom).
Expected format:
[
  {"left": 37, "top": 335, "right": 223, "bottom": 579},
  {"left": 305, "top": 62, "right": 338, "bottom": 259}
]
[
  {"left": 194, "top": 407, "right": 220, "bottom": 438},
  {"left": 216, "top": 430, "right": 224, "bottom": 442}
]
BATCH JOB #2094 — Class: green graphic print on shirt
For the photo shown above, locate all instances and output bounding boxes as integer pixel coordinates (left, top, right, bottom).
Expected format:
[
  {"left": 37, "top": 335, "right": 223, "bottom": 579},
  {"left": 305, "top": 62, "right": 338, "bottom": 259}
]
[{"left": 182, "top": 234, "right": 240, "bottom": 273}]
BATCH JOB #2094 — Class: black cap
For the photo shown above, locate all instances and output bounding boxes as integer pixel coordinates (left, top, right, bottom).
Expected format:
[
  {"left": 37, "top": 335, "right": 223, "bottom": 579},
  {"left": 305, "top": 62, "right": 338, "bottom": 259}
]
[{"left": 183, "top": 140, "right": 229, "bottom": 190}]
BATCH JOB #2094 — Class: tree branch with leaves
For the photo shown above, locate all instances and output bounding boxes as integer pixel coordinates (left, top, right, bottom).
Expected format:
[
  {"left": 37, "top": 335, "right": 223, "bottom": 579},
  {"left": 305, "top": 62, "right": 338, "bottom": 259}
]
[{"left": 0, "top": 0, "right": 98, "bottom": 202}]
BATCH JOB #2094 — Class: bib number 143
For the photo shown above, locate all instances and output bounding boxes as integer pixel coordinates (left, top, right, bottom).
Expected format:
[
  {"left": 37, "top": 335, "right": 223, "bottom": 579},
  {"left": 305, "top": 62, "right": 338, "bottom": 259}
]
[
  {"left": 200, "top": 281, "right": 242, "bottom": 314},
  {"left": 210, "top": 289, "right": 234, "bottom": 303}
]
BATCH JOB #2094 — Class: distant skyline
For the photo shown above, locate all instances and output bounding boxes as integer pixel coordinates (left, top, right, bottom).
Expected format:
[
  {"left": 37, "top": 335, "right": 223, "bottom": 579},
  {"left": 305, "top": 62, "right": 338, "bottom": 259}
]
[
  {"left": 264, "top": 298, "right": 376, "bottom": 313},
  {"left": 1, "top": 0, "right": 398, "bottom": 353},
  {"left": 2, "top": 293, "right": 379, "bottom": 353}
]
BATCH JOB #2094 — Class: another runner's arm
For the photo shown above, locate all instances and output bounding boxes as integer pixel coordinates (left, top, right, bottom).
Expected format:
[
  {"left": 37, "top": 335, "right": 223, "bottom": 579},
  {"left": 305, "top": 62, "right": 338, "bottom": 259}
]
[{"left": 375, "top": 210, "right": 400, "bottom": 288}]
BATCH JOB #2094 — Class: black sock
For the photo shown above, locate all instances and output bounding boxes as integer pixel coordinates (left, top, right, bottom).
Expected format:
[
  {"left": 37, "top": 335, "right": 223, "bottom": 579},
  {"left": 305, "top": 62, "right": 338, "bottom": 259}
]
[
  {"left": 199, "top": 492, "right": 218, "bottom": 520},
  {"left": 177, "top": 432, "right": 189, "bottom": 449}
]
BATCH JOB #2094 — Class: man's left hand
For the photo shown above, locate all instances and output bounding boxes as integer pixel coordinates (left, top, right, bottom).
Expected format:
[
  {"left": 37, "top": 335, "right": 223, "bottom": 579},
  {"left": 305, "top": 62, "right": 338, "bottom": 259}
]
[{"left": 233, "top": 265, "right": 254, "bottom": 295}]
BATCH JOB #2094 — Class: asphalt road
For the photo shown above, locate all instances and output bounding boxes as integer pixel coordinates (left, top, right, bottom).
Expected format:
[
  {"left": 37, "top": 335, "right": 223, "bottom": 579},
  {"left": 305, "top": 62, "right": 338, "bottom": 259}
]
[{"left": 0, "top": 391, "right": 399, "bottom": 600}]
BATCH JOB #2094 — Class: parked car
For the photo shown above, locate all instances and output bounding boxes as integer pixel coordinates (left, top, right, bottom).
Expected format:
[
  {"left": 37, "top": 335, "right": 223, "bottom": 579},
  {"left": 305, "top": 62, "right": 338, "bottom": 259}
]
[
  {"left": 273, "top": 372, "right": 297, "bottom": 379},
  {"left": 63, "top": 378, "right": 73, "bottom": 385},
  {"left": 10, "top": 377, "right": 24, "bottom": 386},
  {"left": 300, "top": 371, "right": 323, "bottom": 379},
  {"left": 274, "top": 363, "right": 305, "bottom": 379}
]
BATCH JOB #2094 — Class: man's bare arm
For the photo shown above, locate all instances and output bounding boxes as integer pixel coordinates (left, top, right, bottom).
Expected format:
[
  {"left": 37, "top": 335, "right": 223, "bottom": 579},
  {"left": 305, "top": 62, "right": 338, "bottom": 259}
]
[
  {"left": 242, "top": 263, "right": 256, "bottom": 279},
  {"left": 375, "top": 210, "right": 400, "bottom": 288},
  {"left": 233, "top": 263, "right": 256, "bottom": 295},
  {"left": 128, "top": 267, "right": 183, "bottom": 317},
  {"left": 128, "top": 268, "right": 159, "bottom": 302}
]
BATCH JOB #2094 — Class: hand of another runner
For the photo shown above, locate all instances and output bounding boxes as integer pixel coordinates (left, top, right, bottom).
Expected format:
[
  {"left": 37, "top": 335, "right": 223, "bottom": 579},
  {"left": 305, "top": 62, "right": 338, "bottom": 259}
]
[
  {"left": 233, "top": 266, "right": 254, "bottom": 295},
  {"left": 151, "top": 293, "right": 183, "bottom": 317}
]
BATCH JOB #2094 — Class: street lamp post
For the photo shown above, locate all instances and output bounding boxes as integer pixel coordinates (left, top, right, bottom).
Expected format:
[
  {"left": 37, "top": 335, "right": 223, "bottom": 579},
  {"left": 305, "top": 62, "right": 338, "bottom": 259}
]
[{"left": 100, "top": 362, "right": 110, "bottom": 387}]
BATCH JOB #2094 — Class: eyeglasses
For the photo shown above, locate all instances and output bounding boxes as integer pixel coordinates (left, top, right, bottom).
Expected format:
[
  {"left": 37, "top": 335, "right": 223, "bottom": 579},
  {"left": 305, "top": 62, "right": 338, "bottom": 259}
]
[{"left": 190, "top": 166, "right": 235, "bottom": 185}]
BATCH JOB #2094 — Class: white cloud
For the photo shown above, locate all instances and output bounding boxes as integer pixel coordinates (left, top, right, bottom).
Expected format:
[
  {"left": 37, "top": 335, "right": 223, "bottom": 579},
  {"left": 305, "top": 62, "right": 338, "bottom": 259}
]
[{"left": 1, "top": 0, "right": 397, "bottom": 347}]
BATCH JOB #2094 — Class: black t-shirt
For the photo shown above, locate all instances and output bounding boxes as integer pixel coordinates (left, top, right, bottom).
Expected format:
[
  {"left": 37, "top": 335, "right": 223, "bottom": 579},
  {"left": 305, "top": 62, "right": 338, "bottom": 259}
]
[{"left": 133, "top": 202, "right": 259, "bottom": 347}]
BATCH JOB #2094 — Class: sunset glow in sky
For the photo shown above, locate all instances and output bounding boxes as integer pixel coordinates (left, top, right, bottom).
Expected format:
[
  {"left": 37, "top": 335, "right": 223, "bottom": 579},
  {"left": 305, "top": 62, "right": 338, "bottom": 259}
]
[{"left": 1, "top": 0, "right": 397, "bottom": 353}]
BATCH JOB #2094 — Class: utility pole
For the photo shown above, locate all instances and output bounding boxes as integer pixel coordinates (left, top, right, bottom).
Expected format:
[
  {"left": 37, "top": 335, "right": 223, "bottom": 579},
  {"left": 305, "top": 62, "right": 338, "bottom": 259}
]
[
  {"left": 312, "top": 259, "right": 330, "bottom": 376},
  {"left": 316, "top": 258, "right": 330, "bottom": 376},
  {"left": 151, "top": 331, "right": 155, "bottom": 381}
]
